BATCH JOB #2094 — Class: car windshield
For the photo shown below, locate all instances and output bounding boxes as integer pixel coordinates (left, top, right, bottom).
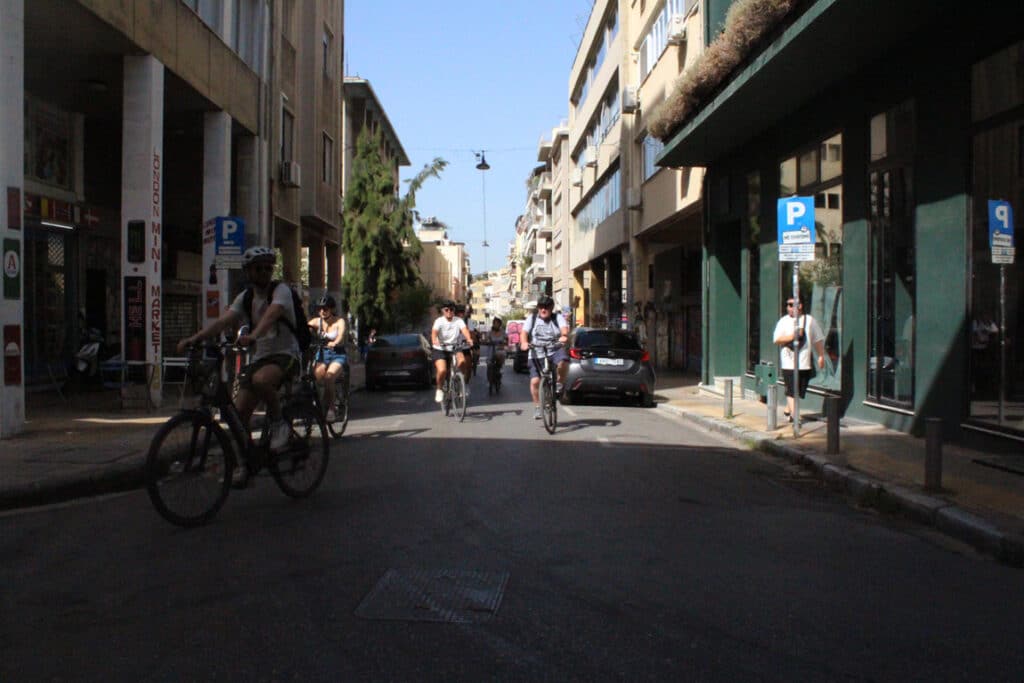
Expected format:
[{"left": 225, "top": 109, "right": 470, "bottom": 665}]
[
  {"left": 372, "top": 334, "right": 421, "bottom": 348},
  {"left": 574, "top": 330, "right": 641, "bottom": 350}
]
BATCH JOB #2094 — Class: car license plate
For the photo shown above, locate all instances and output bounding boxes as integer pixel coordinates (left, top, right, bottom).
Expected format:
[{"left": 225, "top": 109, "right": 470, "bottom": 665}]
[{"left": 595, "top": 358, "right": 624, "bottom": 366}]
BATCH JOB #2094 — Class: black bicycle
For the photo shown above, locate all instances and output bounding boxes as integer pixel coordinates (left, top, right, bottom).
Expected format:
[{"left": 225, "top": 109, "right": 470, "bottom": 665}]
[
  {"left": 530, "top": 342, "right": 562, "bottom": 434},
  {"left": 146, "top": 341, "right": 329, "bottom": 527},
  {"left": 483, "top": 341, "right": 503, "bottom": 395},
  {"left": 306, "top": 333, "right": 350, "bottom": 438},
  {"left": 437, "top": 343, "right": 467, "bottom": 421}
]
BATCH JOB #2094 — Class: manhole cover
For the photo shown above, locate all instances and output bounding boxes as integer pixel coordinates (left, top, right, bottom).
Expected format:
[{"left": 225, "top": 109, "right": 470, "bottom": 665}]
[{"left": 355, "top": 569, "right": 510, "bottom": 623}]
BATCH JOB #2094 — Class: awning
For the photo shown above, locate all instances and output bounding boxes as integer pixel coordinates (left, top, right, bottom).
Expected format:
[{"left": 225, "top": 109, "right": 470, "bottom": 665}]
[{"left": 656, "top": 0, "right": 960, "bottom": 168}]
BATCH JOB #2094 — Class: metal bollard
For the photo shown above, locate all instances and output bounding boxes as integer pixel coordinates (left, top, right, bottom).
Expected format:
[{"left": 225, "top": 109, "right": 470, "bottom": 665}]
[
  {"left": 925, "top": 418, "right": 943, "bottom": 492},
  {"left": 724, "top": 379, "right": 733, "bottom": 419},
  {"left": 766, "top": 384, "right": 778, "bottom": 430},
  {"left": 825, "top": 395, "right": 841, "bottom": 455}
]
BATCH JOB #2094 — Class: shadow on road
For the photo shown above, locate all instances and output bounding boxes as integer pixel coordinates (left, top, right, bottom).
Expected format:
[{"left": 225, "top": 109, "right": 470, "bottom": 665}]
[
  {"left": 553, "top": 418, "right": 622, "bottom": 433},
  {"left": 346, "top": 428, "right": 432, "bottom": 440}
]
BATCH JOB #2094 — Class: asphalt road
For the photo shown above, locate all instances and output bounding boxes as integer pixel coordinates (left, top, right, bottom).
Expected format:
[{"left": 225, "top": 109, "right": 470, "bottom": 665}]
[{"left": 2, "top": 368, "right": 1023, "bottom": 681}]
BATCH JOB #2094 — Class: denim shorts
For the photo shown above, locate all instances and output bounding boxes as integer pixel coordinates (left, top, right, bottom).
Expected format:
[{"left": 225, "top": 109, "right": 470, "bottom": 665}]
[
  {"left": 319, "top": 348, "right": 347, "bottom": 367},
  {"left": 529, "top": 349, "right": 568, "bottom": 379}
]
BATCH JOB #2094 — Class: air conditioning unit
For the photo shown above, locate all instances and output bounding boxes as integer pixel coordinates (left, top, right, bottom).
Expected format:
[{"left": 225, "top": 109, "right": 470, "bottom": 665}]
[
  {"left": 280, "top": 160, "right": 301, "bottom": 188},
  {"left": 584, "top": 145, "right": 598, "bottom": 167},
  {"left": 667, "top": 14, "right": 687, "bottom": 45},
  {"left": 621, "top": 86, "right": 639, "bottom": 114},
  {"left": 571, "top": 169, "right": 583, "bottom": 187},
  {"left": 627, "top": 187, "right": 643, "bottom": 210}
]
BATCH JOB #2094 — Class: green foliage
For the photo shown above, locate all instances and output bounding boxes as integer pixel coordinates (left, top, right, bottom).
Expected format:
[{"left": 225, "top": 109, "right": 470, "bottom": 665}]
[
  {"left": 342, "top": 127, "right": 446, "bottom": 335},
  {"left": 508, "top": 306, "right": 527, "bottom": 321},
  {"left": 388, "top": 282, "right": 434, "bottom": 332}
]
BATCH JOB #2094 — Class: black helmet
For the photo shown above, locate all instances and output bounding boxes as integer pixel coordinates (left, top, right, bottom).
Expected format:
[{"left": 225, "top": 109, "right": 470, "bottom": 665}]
[
  {"left": 537, "top": 295, "right": 555, "bottom": 309},
  {"left": 454, "top": 303, "right": 466, "bottom": 313},
  {"left": 316, "top": 294, "right": 336, "bottom": 309},
  {"left": 440, "top": 300, "right": 455, "bottom": 311}
]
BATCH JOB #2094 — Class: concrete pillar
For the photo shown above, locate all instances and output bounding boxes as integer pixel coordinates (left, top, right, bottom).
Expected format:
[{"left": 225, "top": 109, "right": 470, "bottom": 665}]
[
  {"left": 235, "top": 134, "right": 260, "bottom": 248},
  {"left": 0, "top": 0, "right": 25, "bottom": 438},
  {"left": 201, "top": 111, "right": 231, "bottom": 329},
  {"left": 121, "top": 55, "right": 165, "bottom": 408},
  {"left": 326, "top": 243, "right": 342, "bottom": 301},
  {"left": 308, "top": 235, "right": 326, "bottom": 303},
  {"left": 277, "top": 222, "right": 301, "bottom": 286}
]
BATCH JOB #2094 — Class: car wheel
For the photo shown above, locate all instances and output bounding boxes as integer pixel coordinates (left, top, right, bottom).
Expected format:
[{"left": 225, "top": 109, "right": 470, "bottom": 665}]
[{"left": 640, "top": 392, "right": 655, "bottom": 408}]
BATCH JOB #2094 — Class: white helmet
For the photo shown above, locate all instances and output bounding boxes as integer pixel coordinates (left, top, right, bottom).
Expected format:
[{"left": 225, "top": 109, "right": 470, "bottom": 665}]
[{"left": 242, "top": 246, "right": 276, "bottom": 267}]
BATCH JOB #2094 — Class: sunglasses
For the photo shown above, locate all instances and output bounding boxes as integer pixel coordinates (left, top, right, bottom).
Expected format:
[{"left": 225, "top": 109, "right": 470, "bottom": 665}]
[
  {"left": 251, "top": 264, "right": 275, "bottom": 273},
  {"left": 786, "top": 302, "right": 796, "bottom": 307},
  {"left": 442, "top": 307, "right": 452, "bottom": 311}
]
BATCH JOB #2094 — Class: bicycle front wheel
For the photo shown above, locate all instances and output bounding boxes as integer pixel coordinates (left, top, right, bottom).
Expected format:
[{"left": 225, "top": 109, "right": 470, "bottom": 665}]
[
  {"left": 271, "top": 400, "right": 330, "bottom": 498},
  {"left": 541, "top": 378, "right": 557, "bottom": 434},
  {"left": 146, "top": 410, "right": 235, "bottom": 527},
  {"left": 326, "top": 380, "right": 350, "bottom": 438},
  {"left": 451, "top": 371, "right": 467, "bottom": 422}
]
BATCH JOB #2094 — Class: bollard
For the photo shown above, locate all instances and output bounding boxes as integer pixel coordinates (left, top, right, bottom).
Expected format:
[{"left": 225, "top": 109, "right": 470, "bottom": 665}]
[
  {"left": 925, "top": 417, "right": 943, "bottom": 492},
  {"left": 766, "top": 383, "right": 778, "bottom": 430},
  {"left": 825, "top": 395, "right": 841, "bottom": 455},
  {"left": 724, "top": 379, "right": 733, "bottom": 418}
]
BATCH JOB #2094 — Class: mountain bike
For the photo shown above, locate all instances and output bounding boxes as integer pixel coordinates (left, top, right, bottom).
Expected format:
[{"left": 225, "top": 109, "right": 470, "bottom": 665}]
[
  {"left": 146, "top": 341, "right": 329, "bottom": 527},
  {"left": 437, "top": 343, "right": 467, "bottom": 421},
  {"left": 306, "top": 333, "right": 350, "bottom": 438},
  {"left": 530, "top": 342, "right": 563, "bottom": 435},
  {"left": 483, "top": 341, "right": 503, "bottom": 395}
]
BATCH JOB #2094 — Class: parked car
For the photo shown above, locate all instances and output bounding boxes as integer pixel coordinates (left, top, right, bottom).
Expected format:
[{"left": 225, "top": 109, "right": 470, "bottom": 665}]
[
  {"left": 562, "top": 327, "right": 657, "bottom": 407},
  {"left": 364, "top": 333, "right": 433, "bottom": 390}
]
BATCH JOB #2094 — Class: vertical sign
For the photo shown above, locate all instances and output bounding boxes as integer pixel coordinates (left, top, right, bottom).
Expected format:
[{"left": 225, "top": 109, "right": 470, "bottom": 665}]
[
  {"left": 124, "top": 276, "right": 146, "bottom": 363},
  {"left": 7, "top": 188, "right": 20, "bottom": 230},
  {"left": 3, "top": 326, "right": 21, "bottom": 386},
  {"left": 3, "top": 239, "right": 19, "bottom": 299},
  {"left": 988, "top": 200, "right": 1015, "bottom": 265},
  {"left": 214, "top": 216, "right": 246, "bottom": 269}
]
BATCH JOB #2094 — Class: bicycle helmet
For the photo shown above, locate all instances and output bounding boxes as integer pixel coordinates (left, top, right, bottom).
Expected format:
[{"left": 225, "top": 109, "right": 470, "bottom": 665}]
[
  {"left": 440, "top": 300, "right": 455, "bottom": 311},
  {"left": 241, "top": 246, "right": 276, "bottom": 267},
  {"left": 315, "top": 294, "right": 336, "bottom": 309},
  {"left": 537, "top": 295, "right": 555, "bottom": 309}
]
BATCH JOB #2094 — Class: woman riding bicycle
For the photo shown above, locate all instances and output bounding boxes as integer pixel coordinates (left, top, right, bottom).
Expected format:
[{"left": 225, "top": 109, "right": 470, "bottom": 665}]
[
  {"left": 485, "top": 317, "right": 508, "bottom": 367},
  {"left": 306, "top": 294, "right": 348, "bottom": 422}
]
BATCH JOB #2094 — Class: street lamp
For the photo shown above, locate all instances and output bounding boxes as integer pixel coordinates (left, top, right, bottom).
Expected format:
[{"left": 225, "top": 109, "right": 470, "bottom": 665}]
[{"left": 475, "top": 151, "right": 490, "bottom": 273}]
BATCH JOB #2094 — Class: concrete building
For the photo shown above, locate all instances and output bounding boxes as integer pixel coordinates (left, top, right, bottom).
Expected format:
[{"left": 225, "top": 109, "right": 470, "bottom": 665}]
[
  {"left": 656, "top": 0, "right": 1023, "bottom": 441},
  {"left": 417, "top": 217, "right": 469, "bottom": 305},
  {"left": 536, "top": 120, "right": 572, "bottom": 318}
]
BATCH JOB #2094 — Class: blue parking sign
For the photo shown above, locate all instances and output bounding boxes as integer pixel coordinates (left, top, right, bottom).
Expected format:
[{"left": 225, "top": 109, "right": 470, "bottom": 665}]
[
  {"left": 214, "top": 216, "right": 246, "bottom": 268},
  {"left": 777, "top": 197, "right": 816, "bottom": 262},
  {"left": 988, "top": 200, "right": 1015, "bottom": 265}
]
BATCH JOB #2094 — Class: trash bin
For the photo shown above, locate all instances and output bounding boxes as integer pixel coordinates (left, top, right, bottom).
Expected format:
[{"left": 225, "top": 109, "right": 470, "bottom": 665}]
[{"left": 754, "top": 361, "right": 777, "bottom": 396}]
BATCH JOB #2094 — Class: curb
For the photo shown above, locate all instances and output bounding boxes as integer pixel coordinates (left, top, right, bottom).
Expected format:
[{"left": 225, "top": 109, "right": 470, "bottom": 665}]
[
  {"left": 0, "top": 463, "right": 146, "bottom": 513},
  {"left": 657, "top": 401, "right": 1024, "bottom": 567}
]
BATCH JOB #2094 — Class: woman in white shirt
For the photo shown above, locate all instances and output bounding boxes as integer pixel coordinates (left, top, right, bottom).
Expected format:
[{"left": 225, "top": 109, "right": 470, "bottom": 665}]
[{"left": 773, "top": 296, "right": 825, "bottom": 423}]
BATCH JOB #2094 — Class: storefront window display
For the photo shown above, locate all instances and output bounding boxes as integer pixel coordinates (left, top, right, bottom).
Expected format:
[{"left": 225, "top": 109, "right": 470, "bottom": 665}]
[{"left": 778, "top": 133, "right": 844, "bottom": 393}]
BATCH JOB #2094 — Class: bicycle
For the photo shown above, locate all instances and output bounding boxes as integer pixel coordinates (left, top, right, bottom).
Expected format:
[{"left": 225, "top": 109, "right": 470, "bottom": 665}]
[
  {"left": 436, "top": 342, "right": 467, "bottom": 421},
  {"left": 305, "top": 333, "right": 350, "bottom": 438},
  {"left": 529, "top": 342, "right": 563, "bottom": 435},
  {"left": 482, "top": 340, "right": 503, "bottom": 395},
  {"left": 146, "top": 341, "right": 329, "bottom": 527}
]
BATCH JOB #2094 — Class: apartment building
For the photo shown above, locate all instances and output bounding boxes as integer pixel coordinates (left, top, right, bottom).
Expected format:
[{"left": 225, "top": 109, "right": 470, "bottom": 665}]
[
  {"left": 536, "top": 121, "right": 572, "bottom": 318},
  {"left": 655, "top": 0, "right": 1023, "bottom": 440},
  {"left": 417, "top": 218, "right": 469, "bottom": 305},
  {"left": 520, "top": 165, "right": 553, "bottom": 307}
]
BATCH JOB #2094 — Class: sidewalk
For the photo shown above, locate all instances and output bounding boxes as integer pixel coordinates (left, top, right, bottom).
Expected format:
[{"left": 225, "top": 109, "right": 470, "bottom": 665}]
[
  {"left": 2, "top": 366, "right": 1023, "bottom": 565},
  {"left": 654, "top": 372, "right": 1024, "bottom": 566}
]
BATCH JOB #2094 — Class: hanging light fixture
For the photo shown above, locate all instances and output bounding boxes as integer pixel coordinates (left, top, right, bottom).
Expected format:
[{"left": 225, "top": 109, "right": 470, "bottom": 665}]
[{"left": 475, "top": 151, "right": 491, "bottom": 271}]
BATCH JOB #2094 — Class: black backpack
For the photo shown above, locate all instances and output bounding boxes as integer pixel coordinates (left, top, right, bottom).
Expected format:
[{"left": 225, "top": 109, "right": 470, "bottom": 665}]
[{"left": 241, "top": 281, "right": 312, "bottom": 352}]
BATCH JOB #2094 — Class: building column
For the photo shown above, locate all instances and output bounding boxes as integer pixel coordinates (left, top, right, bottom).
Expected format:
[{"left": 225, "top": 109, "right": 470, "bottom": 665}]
[
  {"left": 277, "top": 222, "right": 301, "bottom": 286},
  {"left": 202, "top": 111, "right": 231, "bottom": 329},
  {"left": 0, "top": 0, "right": 25, "bottom": 438},
  {"left": 326, "top": 242, "right": 342, "bottom": 303},
  {"left": 235, "top": 134, "right": 260, "bottom": 248},
  {"left": 121, "top": 55, "right": 164, "bottom": 408},
  {"left": 308, "top": 235, "right": 326, "bottom": 304}
]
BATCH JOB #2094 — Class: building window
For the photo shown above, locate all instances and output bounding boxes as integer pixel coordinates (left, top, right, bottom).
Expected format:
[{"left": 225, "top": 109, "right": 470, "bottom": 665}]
[
  {"left": 746, "top": 171, "right": 761, "bottom": 373},
  {"left": 323, "top": 29, "right": 333, "bottom": 78},
  {"left": 280, "top": 106, "right": 294, "bottom": 163},
  {"left": 322, "top": 133, "right": 334, "bottom": 184},
  {"left": 642, "top": 134, "right": 665, "bottom": 181},
  {"left": 778, "top": 132, "right": 844, "bottom": 393},
  {"left": 575, "top": 167, "right": 621, "bottom": 234}
]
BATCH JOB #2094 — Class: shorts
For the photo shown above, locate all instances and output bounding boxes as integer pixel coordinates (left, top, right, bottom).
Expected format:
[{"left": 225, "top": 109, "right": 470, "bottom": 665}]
[
  {"left": 529, "top": 349, "right": 568, "bottom": 379},
  {"left": 318, "top": 348, "right": 348, "bottom": 367},
  {"left": 782, "top": 368, "right": 813, "bottom": 399},
  {"left": 431, "top": 346, "right": 467, "bottom": 363},
  {"left": 237, "top": 353, "right": 298, "bottom": 391}
]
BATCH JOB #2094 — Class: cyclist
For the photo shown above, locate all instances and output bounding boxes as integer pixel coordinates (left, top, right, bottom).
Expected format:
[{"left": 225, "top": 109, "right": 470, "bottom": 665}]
[
  {"left": 431, "top": 300, "right": 475, "bottom": 402},
  {"left": 176, "top": 246, "right": 297, "bottom": 455},
  {"left": 484, "top": 316, "right": 507, "bottom": 372},
  {"left": 306, "top": 294, "right": 348, "bottom": 422},
  {"left": 453, "top": 302, "right": 479, "bottom": 382},
  {"left": 520, "top": 296, "right": 569, "bottom": 419}
]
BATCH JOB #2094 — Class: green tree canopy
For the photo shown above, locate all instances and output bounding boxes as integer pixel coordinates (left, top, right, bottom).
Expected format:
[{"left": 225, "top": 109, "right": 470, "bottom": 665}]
[{"left": 342, "top": 127, "right": 446, "bottom": 336}]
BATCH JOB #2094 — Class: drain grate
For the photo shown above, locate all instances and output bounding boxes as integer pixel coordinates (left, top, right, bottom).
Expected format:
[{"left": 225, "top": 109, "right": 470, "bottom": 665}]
[{"left": 355, "top": 569, "right": 510, "bottom": 623}]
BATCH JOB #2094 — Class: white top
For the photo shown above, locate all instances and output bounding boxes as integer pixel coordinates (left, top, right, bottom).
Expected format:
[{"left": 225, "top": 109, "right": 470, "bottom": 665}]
[
  {"left": 432, "top": 316, "right": 467, "bottom": 349},
  {"left": 230, "top": 283, "right": 299, "bottom": 362},
  {"left": 773, "top": 313, "right": 824, "bottom": 371}
]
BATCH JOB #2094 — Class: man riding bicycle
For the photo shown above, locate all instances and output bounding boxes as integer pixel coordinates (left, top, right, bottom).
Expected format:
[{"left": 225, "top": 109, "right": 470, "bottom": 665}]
[
  {"left": 431, "top": 300, "right": 475, "bottom": 402},
  {"left": 306, "top": 294, "right": 348, "bottom": 422},
  {"left": 176, "top": 246, "right": 297, "bottom": 455},
  {"left": 520, "top": 296, "right": 569, "bottom": 419}
]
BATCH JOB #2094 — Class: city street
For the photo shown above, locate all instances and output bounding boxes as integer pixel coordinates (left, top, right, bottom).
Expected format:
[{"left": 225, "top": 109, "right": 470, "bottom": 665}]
[{"left": 2, "top": 367, "right": 1023, "bottom": 681}]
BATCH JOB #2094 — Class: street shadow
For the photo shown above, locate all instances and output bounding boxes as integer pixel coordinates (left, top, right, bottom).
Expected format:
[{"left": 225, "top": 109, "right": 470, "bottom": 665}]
[
  {"left": 462, "top": 409, "right": 525, "bottom": 422},
  {"left": 555, "top": 418, "right": 622, "bottom": 433},
  {"left": 346, "top": 428, "right": 431, "bottom": 440}
]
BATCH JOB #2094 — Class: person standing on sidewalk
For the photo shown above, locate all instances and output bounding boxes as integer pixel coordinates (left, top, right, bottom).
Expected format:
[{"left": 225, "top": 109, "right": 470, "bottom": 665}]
[{"left": 773, "top": 295, "right": 825, "bottom": 423}]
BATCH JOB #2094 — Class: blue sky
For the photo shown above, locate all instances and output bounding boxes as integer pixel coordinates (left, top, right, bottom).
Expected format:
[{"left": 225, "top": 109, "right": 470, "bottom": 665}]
[{"left": 345, "top": 0, "right": 596, "bottom": 276}]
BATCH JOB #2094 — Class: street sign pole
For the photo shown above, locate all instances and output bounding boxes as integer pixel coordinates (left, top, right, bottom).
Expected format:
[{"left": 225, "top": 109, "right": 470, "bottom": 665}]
[
  {"left": 777, "top": 196, "right": 816, "bottom": 438},
  {"left": 792, "top": 264, "right": 801, "bottom": 436},
  {"left": 999, "top": 263, "right": 1006, "bottom": 424},
  {"left": 988, "top": 200, "right": 1015, "bottom": 425}
]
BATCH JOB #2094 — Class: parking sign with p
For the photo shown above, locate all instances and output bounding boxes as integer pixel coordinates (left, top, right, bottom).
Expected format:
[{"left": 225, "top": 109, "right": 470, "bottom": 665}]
[{"left": 777, "top": 197, "right": 816, "bottom": 262}]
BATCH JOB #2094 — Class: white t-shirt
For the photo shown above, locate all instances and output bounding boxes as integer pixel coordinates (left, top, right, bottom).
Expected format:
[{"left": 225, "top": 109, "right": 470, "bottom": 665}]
[
  {"left": 773, "top": 314, "right": 823, "bottom": 371},
  {"left": 230, "top": 283, "right": 300, "bottom": 362},
  {"left": 432, "top": 316, "right": 467, "bottom": 349}
]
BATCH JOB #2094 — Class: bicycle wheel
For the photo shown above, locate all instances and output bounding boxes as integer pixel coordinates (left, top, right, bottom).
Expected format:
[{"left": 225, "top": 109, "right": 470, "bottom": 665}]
[
  {"left": 326, "top": 379, "right": 350, "bottom": 438},
  {"left": 146, "top": 410, "right": 235, "bottom": 527},
  {"left": 541, "top": 378, "right": 557, "bottom": 434},
  {"left": 271, "top": 400, "right": 329, "bottom": 498},
  {"left": 451, "top": 371, "right": 467, "bottom": 422}
]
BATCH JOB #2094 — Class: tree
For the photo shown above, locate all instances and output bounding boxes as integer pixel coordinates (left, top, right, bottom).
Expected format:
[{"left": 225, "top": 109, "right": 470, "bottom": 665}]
[
  {"left": 389, "top": 282, "right": 434, "bottom": 333},
  {"left": 342, "top": 127, "right": 446, "bottom": 337}
]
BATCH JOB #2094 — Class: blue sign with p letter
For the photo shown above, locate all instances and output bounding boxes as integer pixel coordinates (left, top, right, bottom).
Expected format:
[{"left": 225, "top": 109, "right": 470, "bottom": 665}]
[
  {"left": 988, "top": 200, "right": 1015, "bottom": 265},
  {"left": 777, "top": 197, "right": 816, "bottom": 262}
]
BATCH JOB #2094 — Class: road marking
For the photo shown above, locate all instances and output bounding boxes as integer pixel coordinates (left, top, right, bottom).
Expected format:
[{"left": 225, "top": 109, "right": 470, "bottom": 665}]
[
  {"left": 597, "top": 436, "right": 612, "bottom": 448},
  {"left": 390, "top": 419, "right": 404, "bottom": 428},
  {"left": 563, "top": 406, "right": 577, "bottom": 418}
]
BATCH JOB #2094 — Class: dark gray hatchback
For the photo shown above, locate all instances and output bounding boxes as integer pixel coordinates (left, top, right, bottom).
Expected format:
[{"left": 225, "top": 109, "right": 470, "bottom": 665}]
[{"left": 562, "top": 328, "right": 657, "bottom": 407}]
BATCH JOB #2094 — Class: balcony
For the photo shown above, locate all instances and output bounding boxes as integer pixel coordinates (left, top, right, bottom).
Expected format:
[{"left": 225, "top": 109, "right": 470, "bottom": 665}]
[
  {"left": 539, "top": 171, "right": 553, "bottom": 199},
  {"left": 526, "top": 252, "right": 549, "bottom": 283},
  {"left": 537, "top": 135, "right": 553, "bottom": 162}
]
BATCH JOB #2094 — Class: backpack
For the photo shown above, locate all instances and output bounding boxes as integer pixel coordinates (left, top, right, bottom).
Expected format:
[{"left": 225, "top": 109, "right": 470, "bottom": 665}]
[{"left": 241, "top": 281, "right": 312, "bottom": 352}]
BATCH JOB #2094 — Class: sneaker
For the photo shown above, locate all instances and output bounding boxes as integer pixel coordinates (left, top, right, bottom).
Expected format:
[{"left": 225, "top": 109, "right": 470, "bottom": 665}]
[
  {"left": 325, "top": 409, "right": 337, "bottom": 422},
  {"left": 435, "top": 389, "right": 444, "bottom": 403},
  {"left": 533, "top": 406, "right": 542, "bottom": 420},
  {"left": 269, "top": 419, "right": 291, "bottom": 452},
  {"left": 556, "top": 382, "right": 564, "bottom": 396}
]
